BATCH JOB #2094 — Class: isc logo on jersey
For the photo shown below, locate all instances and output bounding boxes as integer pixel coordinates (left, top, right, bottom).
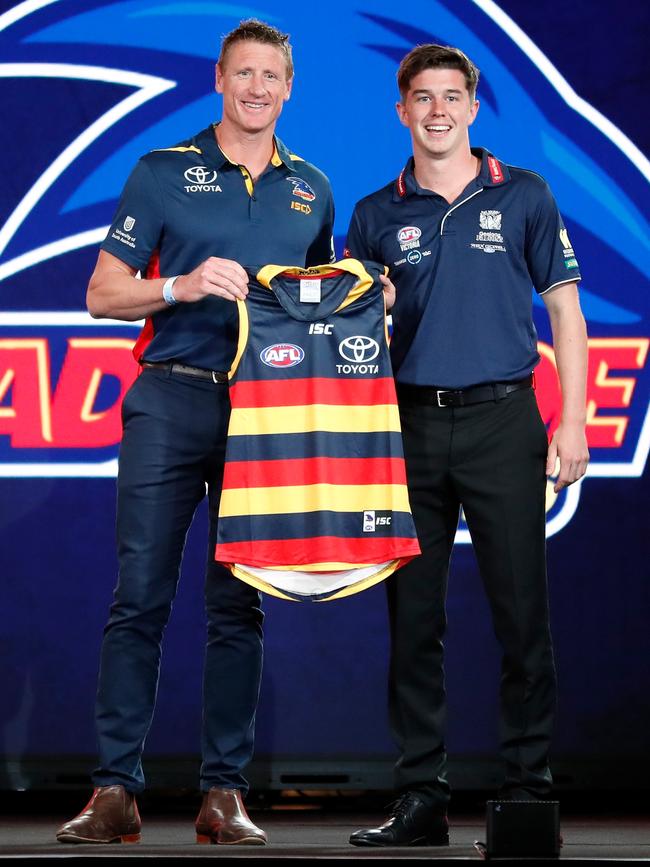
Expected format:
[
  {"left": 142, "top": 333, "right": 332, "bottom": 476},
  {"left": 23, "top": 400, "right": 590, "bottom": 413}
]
[
  {"left": 363, "top": 511, "right": 392, "bottom": 532},
  {"left": 308, "top": 323, "right": 333, "bottom": 335},
  {"left": 260, "top": 343, "right": 305, "bottom": 368}
]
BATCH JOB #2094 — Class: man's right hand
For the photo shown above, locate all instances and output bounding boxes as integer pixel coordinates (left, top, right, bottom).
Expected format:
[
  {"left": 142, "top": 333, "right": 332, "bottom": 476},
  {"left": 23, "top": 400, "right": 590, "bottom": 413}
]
[
  {"left": 173, "top": 257, "right": 249, "bottom": 303},
  {"left": 87, "top": 251, "right": 249, "bottom": 322}
]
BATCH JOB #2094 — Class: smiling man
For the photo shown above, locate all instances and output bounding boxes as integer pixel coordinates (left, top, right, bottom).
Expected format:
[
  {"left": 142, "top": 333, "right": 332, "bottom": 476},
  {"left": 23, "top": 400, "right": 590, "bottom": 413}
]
[
  {"left": 55, "top": 19, "right": 333, "bottom": 847},
  {"left": 345, "top": 44, "right": 589, "bottom": 846}
]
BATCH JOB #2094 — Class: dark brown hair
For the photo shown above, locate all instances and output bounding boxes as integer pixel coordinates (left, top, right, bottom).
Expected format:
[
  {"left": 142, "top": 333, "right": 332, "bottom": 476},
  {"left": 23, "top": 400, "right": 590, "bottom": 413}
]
[{"left": 397, "top": 44, "right": 479, "bottom": 101}]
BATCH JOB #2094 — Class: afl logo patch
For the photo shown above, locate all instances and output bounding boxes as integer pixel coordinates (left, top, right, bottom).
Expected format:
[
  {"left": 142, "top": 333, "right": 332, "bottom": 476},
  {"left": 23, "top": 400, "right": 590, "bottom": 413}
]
[
  {"left": 260, "top": 343, "right": 305, "bottom": 368},
  {"left": 397, "top": 226, "right": 421, "bottom": 244}
]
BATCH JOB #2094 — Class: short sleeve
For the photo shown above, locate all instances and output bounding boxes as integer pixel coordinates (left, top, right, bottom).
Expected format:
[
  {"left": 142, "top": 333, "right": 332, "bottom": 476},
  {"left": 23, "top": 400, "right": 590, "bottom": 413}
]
[
  {"left": 345, "top": 204, "right": 378, "bottom": 262},
  {"left": 525, "top": 180, "right": 581, "bottom": 294},
  {"left": 100, "top": 158, "right": 164, "bottom": 271}
]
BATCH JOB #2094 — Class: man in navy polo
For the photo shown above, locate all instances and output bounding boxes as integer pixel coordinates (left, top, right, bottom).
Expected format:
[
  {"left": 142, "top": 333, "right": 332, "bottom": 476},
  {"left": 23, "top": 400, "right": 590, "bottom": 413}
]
[
  {"left": 345, "top": 44, "right": 589, "bottom": 847},
  {"left": 56, "top": 19, "right": 333, "bottom": 846}
]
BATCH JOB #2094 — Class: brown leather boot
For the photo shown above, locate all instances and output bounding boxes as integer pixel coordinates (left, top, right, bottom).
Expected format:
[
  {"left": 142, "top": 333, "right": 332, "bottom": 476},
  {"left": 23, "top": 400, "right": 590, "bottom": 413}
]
[
  {"left": 56, "top": 785, "right": 141, "bottom": 844},
  {"left": 195, "top": 788, "right": 266, "bottom": 845}
]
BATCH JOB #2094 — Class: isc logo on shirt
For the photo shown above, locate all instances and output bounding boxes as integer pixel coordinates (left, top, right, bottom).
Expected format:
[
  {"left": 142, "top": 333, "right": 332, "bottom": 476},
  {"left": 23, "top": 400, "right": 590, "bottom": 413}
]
[
  {"left": 363, "top": 510, "right": 392, "bottom": 532},
  {"left": 260, "top": 343, "right": 305, "bottom": 368}
]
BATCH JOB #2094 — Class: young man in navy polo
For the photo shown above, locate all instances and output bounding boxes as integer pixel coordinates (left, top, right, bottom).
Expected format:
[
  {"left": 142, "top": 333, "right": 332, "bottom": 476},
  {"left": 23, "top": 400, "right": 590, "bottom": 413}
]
[
  {"left": 56, "top": 19, "right": 333, "bottom": 846},
  {"left": 345, "top": 44, "right": 589, "bottom": 847}
]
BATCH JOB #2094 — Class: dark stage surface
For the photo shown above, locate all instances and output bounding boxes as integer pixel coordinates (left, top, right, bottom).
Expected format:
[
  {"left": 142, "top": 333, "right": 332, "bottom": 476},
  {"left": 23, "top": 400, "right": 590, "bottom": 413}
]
[{"left": 1, "top": 793, "right": 649, "bottom": 863}]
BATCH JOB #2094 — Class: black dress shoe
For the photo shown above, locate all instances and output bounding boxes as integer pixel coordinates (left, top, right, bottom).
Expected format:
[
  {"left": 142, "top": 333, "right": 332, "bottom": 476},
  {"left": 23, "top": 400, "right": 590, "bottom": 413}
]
[{"left": 349, "top": 792, "right": 449, "bottom": 847}]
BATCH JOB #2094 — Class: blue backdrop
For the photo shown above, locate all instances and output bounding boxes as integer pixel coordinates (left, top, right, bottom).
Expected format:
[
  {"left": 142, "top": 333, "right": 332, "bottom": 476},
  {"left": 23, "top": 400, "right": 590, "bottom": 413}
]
[{"left": 1, "top": 0, "right": 648, "bottom": 790}]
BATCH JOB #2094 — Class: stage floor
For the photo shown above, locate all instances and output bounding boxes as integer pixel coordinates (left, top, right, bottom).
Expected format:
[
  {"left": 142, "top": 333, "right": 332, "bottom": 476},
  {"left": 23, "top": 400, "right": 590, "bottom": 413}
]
[{"left": 1, "top": 809, "right": 649, "bottom": 862}]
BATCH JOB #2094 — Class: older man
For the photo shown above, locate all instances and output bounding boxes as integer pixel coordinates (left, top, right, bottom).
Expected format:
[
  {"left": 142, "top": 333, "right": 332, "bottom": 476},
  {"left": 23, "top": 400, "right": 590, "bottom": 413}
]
[{"left": 56, "top": 19, "right": 333, "bottom": 846}]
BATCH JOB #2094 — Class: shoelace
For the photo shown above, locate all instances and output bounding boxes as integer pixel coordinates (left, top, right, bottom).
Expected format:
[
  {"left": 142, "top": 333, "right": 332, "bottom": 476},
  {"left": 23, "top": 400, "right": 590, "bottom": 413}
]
[{"left": 388, "top": 793, "right": 419, "bottom": 819}]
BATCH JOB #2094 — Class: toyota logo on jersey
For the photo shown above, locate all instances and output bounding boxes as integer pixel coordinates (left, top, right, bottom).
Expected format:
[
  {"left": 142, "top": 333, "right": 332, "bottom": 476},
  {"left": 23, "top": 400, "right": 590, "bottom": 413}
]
[{"left": 338, "top": 336, "right": 380, "bottom": 363}]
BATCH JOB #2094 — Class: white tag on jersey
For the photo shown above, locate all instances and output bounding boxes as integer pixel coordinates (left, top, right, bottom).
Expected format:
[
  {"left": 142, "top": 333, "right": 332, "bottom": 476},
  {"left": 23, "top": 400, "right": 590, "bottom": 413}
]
[{"left": 300, "top": 278, "right": 321, "bottom": 303}]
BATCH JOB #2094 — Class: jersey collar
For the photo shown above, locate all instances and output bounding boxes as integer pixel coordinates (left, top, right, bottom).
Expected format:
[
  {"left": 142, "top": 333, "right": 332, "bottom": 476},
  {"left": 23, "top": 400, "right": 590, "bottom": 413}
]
[
  {"left": 393, "top": 147, "right": 510, "bottom": 201},
  {"left": 256, "top": 258, "right": 376, "bottom": 289}
]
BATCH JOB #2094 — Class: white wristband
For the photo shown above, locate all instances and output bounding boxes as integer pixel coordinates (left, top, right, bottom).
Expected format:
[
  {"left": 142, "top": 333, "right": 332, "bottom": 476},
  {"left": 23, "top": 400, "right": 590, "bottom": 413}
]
[{"left": 162, "top": 275, "right": 180, "bottom": 306}]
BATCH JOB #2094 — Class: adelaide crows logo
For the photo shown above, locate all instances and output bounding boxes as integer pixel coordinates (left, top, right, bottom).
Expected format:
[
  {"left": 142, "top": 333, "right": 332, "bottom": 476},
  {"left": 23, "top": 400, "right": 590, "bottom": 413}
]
[
  {"left": 286, "top": 176, "right": 316, "bottom": 202},
  {"left": 0, "top": 0, "right": 647, "bottom": 543}
]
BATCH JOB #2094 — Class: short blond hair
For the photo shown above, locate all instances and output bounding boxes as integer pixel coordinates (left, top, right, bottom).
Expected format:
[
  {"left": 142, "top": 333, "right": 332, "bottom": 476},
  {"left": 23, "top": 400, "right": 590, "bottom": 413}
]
[{"left": 219, "top": 19, "right": 293, "bottom": 79}]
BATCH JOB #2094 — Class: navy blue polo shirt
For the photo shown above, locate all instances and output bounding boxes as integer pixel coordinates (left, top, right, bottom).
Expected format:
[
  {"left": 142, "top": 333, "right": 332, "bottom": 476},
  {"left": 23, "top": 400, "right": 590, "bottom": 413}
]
[
  {"left": 346, "top": 148, "right": 581, "bottom": 389},
  {"left": 101, "top": 124, "right": 334, "bottom": 371}
]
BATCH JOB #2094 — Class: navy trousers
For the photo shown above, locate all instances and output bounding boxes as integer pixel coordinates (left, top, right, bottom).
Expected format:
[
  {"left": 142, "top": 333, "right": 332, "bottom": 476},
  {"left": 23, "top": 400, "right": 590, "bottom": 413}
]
[
  {"left": 389, "top": 386, "right": 556, "bottom": 805},
  {"left": 92, "top": 366, "right": 264, "bottom": 794}
]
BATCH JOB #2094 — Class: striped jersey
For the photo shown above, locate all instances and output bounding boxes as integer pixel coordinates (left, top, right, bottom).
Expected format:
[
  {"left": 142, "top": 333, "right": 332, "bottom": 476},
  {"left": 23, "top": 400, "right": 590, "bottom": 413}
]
[{"left": 215, "top": 258, "right": 420, "bottom": 602}]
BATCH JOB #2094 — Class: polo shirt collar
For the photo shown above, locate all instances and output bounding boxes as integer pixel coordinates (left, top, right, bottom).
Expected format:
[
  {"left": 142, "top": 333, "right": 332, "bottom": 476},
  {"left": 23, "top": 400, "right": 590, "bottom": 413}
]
[
  {"left": 194, "top": 125, "right": 230, "bottom": 169},
  {"left": 273, "top": 137, "right": 301, "bottom": 170},
  {"left": 393, "top": 147, "right": 510, "bottom": 201},
  {"left": 392, "top": 157, "right": 419, "bottom": 201},
  {"left": 196, "top": 124, "right": 295, "bottom": 171},
  {"left": 473, "top": 147, "right": 511, "bottom": 187}
]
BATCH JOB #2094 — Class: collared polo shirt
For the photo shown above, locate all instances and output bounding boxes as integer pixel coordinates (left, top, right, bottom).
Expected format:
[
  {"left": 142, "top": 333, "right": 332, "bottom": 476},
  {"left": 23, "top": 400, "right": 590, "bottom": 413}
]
[
  {"left": 101, "top": 124, "right": 334, "bottom": 371},
  {"left": 345, "top": 148, "right": 580, "bottom": 389}
]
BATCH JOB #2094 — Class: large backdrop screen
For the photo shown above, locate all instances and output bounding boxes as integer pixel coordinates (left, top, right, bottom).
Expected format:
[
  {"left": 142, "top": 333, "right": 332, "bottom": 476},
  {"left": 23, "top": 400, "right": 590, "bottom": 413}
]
[{"left": 1, "top": 0, "right": 648, "bottom": 789}]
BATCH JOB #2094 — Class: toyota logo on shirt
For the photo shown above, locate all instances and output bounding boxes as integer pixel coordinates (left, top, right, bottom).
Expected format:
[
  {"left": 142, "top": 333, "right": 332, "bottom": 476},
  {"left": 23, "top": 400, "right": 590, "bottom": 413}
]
[
  {"left": 184, "top": 166, "right": 217, "bottom": 184},
  {"left": 338, "top": 336, "right": 380, "bottom": 363}
]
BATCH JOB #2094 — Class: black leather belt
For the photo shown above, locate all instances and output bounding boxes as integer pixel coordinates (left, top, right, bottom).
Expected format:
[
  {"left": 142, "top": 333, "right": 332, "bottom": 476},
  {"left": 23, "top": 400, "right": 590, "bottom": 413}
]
[
  {"left": 396, "top": 375, "right": 533, "bottom": 408},
  {"left": 142, "top": 361, "right": 228, "bottom": 383}
]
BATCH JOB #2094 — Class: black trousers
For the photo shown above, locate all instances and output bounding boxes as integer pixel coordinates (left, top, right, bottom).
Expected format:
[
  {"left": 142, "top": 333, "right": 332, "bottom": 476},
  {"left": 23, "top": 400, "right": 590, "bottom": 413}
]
[
  {"left": 389, "top": 386, "right": 556, "bottom": 805},
  {"left": 93, "top": 366, "right": 264, "bottom": 794}
]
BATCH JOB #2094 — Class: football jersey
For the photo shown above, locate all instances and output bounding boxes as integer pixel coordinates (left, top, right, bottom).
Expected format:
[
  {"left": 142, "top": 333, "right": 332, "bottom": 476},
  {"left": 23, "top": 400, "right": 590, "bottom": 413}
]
[{"left": 215, "top": 258, "right": 420, "bottom": 602}]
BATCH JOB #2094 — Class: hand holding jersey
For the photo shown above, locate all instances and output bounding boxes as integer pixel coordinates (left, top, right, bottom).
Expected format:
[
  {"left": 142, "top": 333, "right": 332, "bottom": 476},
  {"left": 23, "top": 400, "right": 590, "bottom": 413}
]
[
  {"left": 58, "top": 19, "right": 334, "bottom": 849},
  {"left": 171, "top": 256, "right": 249, "bottom": 303}
]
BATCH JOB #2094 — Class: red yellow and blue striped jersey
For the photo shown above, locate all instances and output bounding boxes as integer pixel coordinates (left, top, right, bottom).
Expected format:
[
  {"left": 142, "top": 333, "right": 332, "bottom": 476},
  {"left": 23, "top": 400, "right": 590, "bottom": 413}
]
[{"left": 215, "top": 258, "right": 420, "bottom": 602}]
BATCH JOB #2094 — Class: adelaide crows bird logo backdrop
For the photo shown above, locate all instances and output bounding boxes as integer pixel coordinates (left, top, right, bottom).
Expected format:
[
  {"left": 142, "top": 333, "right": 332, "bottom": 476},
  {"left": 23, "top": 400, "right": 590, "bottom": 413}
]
[{"left": 0, "top": 0, "right": 648, "bottom": 543}]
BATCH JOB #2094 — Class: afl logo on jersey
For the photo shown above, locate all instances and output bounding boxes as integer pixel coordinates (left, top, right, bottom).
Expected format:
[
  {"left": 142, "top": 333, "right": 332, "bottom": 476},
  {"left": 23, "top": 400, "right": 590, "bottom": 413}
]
[{"left": 260, "top": 343, "right": 305, "bottom": 368}]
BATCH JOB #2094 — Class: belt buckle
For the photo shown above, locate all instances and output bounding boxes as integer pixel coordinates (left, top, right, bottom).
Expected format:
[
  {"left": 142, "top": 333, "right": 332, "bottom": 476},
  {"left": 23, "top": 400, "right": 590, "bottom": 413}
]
[{"left": 436, "top": 389, "right": 451, "bottom": 408}]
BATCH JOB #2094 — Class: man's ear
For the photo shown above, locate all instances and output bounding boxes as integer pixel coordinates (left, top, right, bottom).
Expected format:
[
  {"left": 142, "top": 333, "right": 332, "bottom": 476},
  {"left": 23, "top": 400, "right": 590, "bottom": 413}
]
[{"left": 396, "top": 100, "right": 409, "bottom": 128}]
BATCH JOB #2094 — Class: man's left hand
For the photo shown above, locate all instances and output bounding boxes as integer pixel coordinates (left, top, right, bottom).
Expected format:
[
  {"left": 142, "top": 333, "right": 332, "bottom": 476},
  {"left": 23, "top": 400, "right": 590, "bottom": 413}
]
[{"left": 546, "top": 421, "right": 590, "bottom": 492}]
